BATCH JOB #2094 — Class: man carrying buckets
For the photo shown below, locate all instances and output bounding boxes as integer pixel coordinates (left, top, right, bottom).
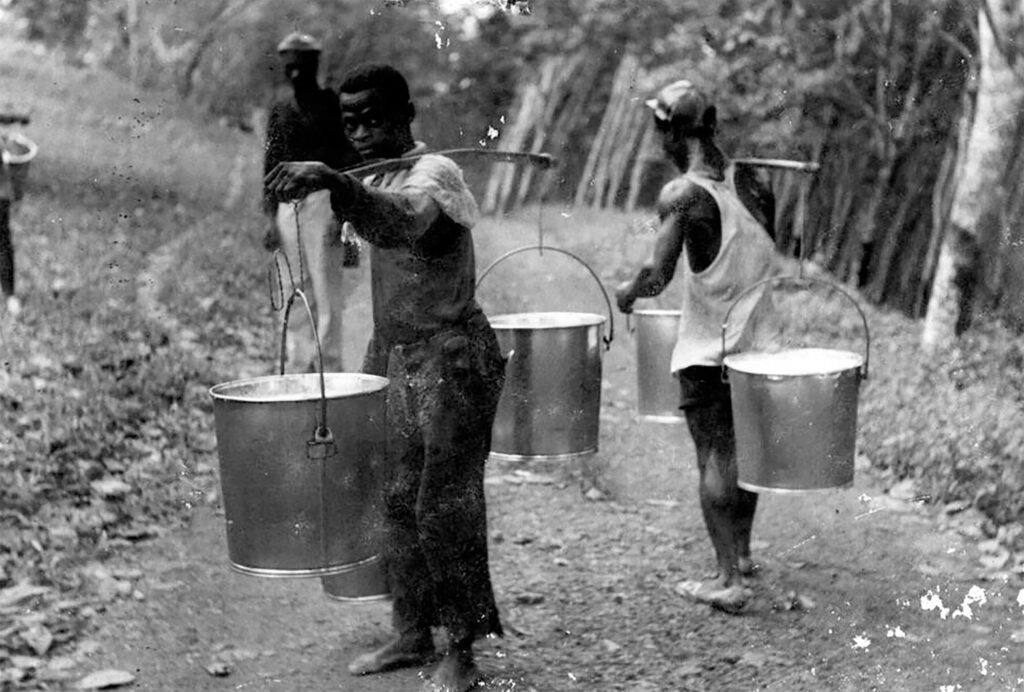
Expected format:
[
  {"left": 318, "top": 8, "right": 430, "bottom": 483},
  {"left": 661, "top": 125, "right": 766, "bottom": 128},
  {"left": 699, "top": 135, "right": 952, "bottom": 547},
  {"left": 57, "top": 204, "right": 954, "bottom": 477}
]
[
  {"left": 615, "top": 80, "right": 780, "bottom": 614},
  {"left": 265, "top": 64, "right": 505, "bottom": 692},
  {"left": 262, "top": 31, "right": 360, "bottom": 372}
]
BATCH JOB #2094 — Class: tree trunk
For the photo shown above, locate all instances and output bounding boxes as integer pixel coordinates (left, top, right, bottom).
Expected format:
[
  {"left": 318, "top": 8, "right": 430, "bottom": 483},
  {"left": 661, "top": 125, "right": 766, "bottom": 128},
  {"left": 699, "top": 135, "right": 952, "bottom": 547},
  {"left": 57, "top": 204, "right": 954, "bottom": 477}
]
[{"left": 922, "top": 1, "right": 1024, "bottom": 351}]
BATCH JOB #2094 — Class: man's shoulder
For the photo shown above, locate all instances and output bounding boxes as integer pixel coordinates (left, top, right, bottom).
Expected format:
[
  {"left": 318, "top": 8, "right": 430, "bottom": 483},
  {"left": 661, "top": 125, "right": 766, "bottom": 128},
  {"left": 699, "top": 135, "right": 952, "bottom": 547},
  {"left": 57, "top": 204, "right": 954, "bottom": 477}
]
[{"left": 657, "top": 176, "right": 714, "bottom": 216}]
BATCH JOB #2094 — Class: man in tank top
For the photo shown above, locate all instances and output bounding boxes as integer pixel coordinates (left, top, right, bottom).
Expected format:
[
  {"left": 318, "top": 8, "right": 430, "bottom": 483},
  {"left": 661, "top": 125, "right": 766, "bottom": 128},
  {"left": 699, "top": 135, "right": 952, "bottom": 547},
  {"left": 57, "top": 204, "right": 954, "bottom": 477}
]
[
  {"left": 265, "top": 63, "right": 504, "bottom": 692},
  {"left": 615, "top": 79, "right": 780, "bottom": 613}
]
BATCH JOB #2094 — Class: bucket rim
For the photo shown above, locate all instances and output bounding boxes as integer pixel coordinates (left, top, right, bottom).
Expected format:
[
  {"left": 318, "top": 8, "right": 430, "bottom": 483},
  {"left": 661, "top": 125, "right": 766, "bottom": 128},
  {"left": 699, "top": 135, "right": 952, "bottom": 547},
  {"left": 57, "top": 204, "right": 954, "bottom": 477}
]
[
  {"left": 209, "top": 372, "right": 388, "bottom": 403},
  {"left": 724, "top": 347, "right": 863, "bottom": 377},
  {"left": 2, "top": 132, "right": 37, "bottom": 164},
  {"left": 488, "top": 311, "right": 605, "bottom": 329},
  {"left": 632, "top": 308, "right": 681, "bottom": 317}
]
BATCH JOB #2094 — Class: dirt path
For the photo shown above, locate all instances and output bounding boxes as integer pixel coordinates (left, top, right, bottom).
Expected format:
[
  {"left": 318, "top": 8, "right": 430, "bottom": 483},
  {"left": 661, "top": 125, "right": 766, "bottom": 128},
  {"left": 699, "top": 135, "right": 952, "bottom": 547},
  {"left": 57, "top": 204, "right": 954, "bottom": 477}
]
[{"left": 71, "top": 210, "right": 1024, "bottom": 691}]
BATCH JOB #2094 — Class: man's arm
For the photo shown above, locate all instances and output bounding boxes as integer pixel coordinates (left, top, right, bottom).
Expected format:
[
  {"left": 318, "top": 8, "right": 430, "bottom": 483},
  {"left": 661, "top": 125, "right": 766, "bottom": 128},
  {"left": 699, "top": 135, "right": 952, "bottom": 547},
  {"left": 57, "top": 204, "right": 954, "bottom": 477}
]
[
  {"left": 616, "top": 179, "right": 713, "bottom": 313},
  {"left": 263, "top": 161, "right": 441, "bottom": 249},
  {"left": 332, "top": 183, "right": 439, "bottom": 249},
  {"left": 262, "top": 106, "right": 287, "bottom": 218}
]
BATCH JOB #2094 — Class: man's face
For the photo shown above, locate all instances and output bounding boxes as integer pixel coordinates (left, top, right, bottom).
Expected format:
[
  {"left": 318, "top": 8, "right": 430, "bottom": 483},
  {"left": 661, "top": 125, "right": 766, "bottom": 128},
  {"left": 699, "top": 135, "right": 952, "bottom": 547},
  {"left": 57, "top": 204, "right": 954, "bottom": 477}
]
[
  {"left": 279, "top": 51, "right": 318, "bottom": 86},
  {"left": 340, "top": 89, "right": 407, "bottom": 160}
]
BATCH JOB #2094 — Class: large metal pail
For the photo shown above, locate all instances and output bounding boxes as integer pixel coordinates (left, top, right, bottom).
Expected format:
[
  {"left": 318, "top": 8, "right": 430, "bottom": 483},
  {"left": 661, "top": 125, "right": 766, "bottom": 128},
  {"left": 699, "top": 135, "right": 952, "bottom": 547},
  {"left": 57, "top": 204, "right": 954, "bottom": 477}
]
[
  {"left": 321, "top": 554, "right": 389, "bottom": 602},
  {"left": 631, "top": 309, "right": 685, "bottom": 423},
  {"left": 210, "top": 289, "right": 389, "bottom": 577},
  {"left": 478, "top": 246, "right": 615, "bottom": 461},
  {"left": 722, "top": 277, "right": 870, "bottom": 492},
  {"left": 210, "top": 372, "right": 388, "bottom": 576},
  {"left": 0, "top": 131, "right": 37, "bottom": 201}
]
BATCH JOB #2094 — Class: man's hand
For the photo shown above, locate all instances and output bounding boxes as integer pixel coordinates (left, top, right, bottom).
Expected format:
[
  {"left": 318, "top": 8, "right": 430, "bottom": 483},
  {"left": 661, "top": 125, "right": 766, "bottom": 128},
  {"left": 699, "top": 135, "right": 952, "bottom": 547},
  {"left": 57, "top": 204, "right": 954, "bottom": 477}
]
[
  {"left": 615, "top": 280, "right": 637, "bottom": 314},
  {"left": 265, "top": 161, "right": 340, "bottom": 203}
]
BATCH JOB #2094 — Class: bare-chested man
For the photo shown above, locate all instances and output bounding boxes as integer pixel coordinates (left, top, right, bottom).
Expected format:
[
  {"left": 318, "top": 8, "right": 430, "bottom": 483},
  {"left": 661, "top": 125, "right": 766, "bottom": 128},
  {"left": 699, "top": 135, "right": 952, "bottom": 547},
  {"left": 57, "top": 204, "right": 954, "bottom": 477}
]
[{"left": 616, "top": 80, "right": 779, "bottom": 613}]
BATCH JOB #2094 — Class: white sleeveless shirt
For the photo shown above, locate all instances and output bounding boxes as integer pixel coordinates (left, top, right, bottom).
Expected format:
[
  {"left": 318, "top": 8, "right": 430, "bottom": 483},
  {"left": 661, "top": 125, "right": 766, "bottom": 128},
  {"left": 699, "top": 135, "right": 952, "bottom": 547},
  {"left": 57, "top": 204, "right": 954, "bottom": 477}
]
[{"left": 670, "top": 165, "right": 779, "bottom": 373}]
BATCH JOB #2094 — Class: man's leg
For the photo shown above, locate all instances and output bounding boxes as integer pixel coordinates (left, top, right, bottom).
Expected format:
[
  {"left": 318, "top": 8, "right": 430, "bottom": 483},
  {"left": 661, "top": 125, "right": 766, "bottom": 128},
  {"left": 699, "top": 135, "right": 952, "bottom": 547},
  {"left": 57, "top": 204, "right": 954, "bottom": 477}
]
[
  {"left": 349, "top": 348, "right": 435, "bottom": 676},
  {"left": 0, "top": 200, "right": 13, "bottom": 297},
  {"left": 296, "top": 190, "right": 346, "bottom": 371},
  {"left": 677, "top": 395, "right": 757, "bottom": 612},
  {"left": 417, "top": 330, "right": 504, "bottom": 691}
]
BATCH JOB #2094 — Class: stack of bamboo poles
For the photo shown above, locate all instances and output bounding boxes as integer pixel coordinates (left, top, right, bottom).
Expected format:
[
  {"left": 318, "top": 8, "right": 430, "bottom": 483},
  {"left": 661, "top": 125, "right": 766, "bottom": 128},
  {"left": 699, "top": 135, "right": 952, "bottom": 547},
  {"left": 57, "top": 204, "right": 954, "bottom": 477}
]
[
  {"left": 482, "top": 50, "right": 967, "bottom": 318},
  {"left": 482, "top": 51, "right": 659, "bottom": 215}
]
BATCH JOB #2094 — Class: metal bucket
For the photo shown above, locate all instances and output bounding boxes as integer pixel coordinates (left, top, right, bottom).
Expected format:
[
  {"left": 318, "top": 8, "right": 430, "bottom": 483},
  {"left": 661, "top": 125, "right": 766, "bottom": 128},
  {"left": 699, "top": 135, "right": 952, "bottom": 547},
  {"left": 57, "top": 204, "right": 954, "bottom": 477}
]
[
  {"left": 209, "top": 290, "right": 389, "bottom": 576},
  {"left": 722, "top": 277, "right": 870, "bottom": 492},
  {"left": 321, "top": 554, "right": 389, "bottom": 602},
  {"left": 630, "top": 309, "right": 685, "bottom": 423},
  {"left": 478, "top": 246, "right": 615, "bottom": 461},
  {"left": 210, "top": 372, "right": 388, "bottom": 576},
  {"left": 0, "top": 132, "right": 37, "bottom": 201}
]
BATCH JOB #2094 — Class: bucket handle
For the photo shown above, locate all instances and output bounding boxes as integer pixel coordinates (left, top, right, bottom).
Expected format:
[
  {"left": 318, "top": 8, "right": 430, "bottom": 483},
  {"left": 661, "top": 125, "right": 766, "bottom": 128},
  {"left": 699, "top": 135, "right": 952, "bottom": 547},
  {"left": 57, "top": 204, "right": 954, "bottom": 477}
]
[
  {"left": 476, "top": 245, "right": 615, "bottom": 350},
  {"left": 720, "top": 275, "right": 870, "bottom": 380},
  {"left": 273, "top": 262, "right": 337, "bottom": 459}
]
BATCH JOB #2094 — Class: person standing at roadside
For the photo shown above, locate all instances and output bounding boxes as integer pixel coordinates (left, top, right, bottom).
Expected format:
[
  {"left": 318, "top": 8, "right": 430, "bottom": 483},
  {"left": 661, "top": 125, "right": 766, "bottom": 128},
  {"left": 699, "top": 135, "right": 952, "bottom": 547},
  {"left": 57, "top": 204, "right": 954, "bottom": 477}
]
[
  {"left": 0, "top": 112, "right": 32, "bottom": 318},
  {"left": 262, "top": 31, "right": 359, "bottom": 371},
  {"left": 615, "top": 80, "right": 779, "bottom": 613},
  {"left": 265, "top": 63, "right": 504, "bottom": 692}
]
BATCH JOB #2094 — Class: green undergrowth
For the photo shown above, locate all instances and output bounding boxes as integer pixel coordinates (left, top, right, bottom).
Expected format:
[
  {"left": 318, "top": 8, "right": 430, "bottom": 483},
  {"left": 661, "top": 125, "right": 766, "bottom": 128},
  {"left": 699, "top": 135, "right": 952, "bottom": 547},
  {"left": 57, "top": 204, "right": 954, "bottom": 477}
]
[{"left": 0, "top": 39, "right": 268, "bottom": 687}]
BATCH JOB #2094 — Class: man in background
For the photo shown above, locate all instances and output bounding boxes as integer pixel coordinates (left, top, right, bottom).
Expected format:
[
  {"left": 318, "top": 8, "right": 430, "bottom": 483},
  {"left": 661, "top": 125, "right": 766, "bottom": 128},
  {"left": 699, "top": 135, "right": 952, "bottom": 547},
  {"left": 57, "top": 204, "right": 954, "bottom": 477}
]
[
  {"left": 262, "top": 31, "right": 358, "bottom": 371},
  {"left": 616, "top": 80, "right": 779, "bottom": 614}
]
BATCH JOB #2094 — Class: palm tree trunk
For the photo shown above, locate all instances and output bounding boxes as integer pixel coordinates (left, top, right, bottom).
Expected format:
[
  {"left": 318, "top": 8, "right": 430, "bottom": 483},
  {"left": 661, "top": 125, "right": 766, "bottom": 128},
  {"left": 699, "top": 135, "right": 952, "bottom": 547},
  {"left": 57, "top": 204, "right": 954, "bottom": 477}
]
[{"left": 922, "top": 0, "right": 1024, "bottom": 351}]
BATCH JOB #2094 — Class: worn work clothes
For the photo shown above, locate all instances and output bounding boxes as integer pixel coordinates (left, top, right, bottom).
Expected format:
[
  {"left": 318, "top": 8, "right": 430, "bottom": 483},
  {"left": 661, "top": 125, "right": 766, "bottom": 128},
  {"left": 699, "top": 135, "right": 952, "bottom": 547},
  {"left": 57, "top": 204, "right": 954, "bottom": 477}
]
[
  {"left": 671, "top": 164, "right": 779, "bottom": 372},
  {"left": 264, "top": 88, "right": 358, "bottom": 371},
  {"left": 339, "top": 145, "right": 503, "bottom": 643},
  {"left": 275, "top": 190, "right": 349, "bottom": 372},
  {"left": 363, "top": 313, "right": 504, "bottom": 642}
]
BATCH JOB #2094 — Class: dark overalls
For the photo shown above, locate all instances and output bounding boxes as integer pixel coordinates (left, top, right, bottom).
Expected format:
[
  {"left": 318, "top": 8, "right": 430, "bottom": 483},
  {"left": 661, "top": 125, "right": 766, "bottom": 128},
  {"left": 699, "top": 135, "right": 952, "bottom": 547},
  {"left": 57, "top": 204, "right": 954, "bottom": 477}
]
[{"left": 344, "top": 154, "right": 505, "bottom": 644}]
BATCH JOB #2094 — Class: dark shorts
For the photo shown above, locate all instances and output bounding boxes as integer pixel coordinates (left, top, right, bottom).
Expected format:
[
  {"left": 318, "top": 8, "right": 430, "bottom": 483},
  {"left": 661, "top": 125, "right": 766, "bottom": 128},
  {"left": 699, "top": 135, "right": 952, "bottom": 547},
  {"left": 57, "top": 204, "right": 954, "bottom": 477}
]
[{"left": 676, "top": 365, "right": 731, "bottom": 411}]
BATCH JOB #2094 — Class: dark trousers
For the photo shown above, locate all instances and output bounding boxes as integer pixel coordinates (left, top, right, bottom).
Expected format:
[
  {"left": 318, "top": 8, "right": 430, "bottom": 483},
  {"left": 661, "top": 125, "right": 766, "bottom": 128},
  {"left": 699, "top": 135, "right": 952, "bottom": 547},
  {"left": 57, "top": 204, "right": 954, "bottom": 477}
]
[
  {"left": 0, "top": 201, "right": 12, "bottom": 296},
  {"left": 364, "top": 314, "right": 505, "bottom": 643}
]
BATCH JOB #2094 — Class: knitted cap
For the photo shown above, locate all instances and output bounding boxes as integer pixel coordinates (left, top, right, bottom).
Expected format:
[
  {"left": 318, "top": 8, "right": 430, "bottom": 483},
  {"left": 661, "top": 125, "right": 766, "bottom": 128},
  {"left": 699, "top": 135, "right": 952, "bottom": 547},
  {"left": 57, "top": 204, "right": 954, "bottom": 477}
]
[{"left": 277, "top": 32, "right": 322, "bottom": 54}]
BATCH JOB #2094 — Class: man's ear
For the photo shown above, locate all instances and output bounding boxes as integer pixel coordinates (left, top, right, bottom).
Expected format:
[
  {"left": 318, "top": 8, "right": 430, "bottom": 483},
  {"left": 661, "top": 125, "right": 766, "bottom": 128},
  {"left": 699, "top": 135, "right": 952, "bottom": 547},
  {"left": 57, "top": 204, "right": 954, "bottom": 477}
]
[{"left": 405, "top": 101, "right": 416, "bottom": 124}]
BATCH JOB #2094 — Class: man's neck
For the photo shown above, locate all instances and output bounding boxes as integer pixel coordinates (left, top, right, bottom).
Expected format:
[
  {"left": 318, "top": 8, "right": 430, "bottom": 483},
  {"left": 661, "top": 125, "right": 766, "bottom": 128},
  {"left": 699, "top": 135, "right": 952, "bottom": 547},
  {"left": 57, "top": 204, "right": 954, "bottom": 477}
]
[{"left": 682, "top": 139, "right": 727, "bottom": 180}]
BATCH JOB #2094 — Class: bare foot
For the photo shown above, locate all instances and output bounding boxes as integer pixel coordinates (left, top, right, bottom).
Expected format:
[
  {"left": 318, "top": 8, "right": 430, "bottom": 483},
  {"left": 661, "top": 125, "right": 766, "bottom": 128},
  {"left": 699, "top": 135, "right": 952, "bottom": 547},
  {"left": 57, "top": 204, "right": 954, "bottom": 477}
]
[
  {"left": 348, "top": 632, "right": 435, "bottom": 676},
  {"left": 426, "top": 647, "right": 482, "bottom": 692},
  {"left": 674, "top": 579, "right": 752, "bottom": 614},
  {"left": 738, "top": 556, "right": 759, "bottom": 578}
]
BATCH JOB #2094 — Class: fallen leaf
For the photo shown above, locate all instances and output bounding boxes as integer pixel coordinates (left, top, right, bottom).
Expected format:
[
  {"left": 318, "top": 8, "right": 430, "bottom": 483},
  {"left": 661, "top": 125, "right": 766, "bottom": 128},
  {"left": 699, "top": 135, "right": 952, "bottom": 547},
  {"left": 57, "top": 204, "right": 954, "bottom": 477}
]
[
  {"left": 90, "top": 479, "right": 132, "bottom": 501},
  {"left": 673, "top": 660, "right": 702, "bottom": 677},
  {"left": 584, "top": 487, "right": 607, "bottom": 502},
  {"left": 204, "top": 661, "right": 232, "bottom": 677},
  {"left": 77, "top": 669, "right": 136, "bottom": 689},
  {"left": 0, "top": 582, "right": 51, "bottom": 608},
  {"left": 601, "top": 639, "right": 621, "bottom": 653},
  {"left": 22, "top": 623, "right": 54, "bottom": 656},
  {"left": 979, "top": 550, "right": 1011, "bottom": 571},
  {"left": 739, "top": 651, "right": 768, "bottom": 668}
]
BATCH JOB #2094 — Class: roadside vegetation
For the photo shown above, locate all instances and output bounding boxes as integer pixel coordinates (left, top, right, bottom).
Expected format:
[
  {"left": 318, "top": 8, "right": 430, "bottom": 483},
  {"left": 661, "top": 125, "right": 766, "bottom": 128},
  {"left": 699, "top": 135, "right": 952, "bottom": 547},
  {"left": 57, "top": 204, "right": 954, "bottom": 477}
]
[{"left": 2, "top": 20, "right": 1024, "bottom": 690}]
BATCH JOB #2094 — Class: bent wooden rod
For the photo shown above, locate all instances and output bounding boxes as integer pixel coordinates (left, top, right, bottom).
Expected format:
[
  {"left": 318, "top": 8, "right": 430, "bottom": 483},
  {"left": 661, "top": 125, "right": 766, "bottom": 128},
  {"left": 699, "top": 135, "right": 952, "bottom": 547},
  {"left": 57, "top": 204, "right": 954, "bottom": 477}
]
[
  {"left": 731, "top": 157, "right": 821, "bottom": 173},
  {"left": 340, "top": 149, "right": 556, "bottom": 178}
]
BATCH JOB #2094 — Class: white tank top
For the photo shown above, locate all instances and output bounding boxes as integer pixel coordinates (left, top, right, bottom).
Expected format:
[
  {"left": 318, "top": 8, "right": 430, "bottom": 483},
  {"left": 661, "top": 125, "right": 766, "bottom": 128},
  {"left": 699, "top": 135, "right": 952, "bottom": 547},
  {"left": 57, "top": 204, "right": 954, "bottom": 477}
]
[{"left": 670, "top": 165, "right": 779, "bottom": 373}]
